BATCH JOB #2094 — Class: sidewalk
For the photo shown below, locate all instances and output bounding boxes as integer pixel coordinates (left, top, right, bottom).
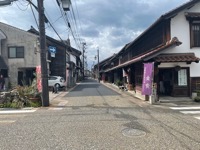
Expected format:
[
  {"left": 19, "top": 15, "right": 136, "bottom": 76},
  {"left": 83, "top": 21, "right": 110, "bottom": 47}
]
[
  {"left": 101, "top": 81, "right": 199, "bottom": 107},
  {"left": 49, "top": 84, "right": 78, "bottom": 107}
]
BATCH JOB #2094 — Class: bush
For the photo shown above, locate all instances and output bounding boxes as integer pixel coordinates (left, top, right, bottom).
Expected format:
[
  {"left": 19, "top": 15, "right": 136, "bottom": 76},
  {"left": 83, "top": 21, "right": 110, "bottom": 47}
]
[
  {"left": 194, "top": 96, "right": 200, "bottom": 102},
  {"left": 0, "top": 77, "right": 42, "bottom": 108},
  {"left": 115, "top": 79, "right": 122, "bottom": 86}
]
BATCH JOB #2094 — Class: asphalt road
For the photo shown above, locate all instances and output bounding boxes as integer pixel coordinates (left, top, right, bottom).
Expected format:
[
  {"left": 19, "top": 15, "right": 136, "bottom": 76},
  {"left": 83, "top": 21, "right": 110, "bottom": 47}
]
[{"left": 0, "top": 78, "right": 200, "bottom": 150}]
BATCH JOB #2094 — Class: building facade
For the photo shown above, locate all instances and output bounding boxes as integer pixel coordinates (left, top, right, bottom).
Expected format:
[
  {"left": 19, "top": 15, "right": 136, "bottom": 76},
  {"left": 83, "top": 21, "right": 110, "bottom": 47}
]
[
  {"left": 0, "top": 22, "right": 82, "bottom": 90},
  {"left": 97, "top": 0, "right": 200, "bottom": 101},
  {"left": 0, "top": 22, "right": 40, "bottom": 87}
]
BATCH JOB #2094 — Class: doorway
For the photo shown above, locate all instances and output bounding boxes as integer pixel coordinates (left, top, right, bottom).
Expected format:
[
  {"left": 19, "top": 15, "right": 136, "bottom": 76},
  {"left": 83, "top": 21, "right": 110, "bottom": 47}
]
[
  {"left": 158, "top": 67, "right": 190, "bottom": 97},
  {"left": 158, "top": 68, "right": 173, "bottom": 96}
]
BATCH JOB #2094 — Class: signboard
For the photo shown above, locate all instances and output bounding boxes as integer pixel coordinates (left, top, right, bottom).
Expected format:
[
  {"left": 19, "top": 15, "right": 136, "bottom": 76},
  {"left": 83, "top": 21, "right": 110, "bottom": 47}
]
[
  {"left": 48, "top": 46, "right": 56, "bottom": 53},
  {"left": 142, "top": 63, "right": 154, "bottom": 95},
  {"left": 51, "top": 52, "right": 55, "bottom": 57},
  {"left": 49, "top": 46, "right": 56, "bottom": 58}
]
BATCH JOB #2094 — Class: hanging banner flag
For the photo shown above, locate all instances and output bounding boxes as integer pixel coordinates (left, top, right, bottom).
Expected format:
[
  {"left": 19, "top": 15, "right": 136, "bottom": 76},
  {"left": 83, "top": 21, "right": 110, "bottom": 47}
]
[
  {"left": 142, "top": 63, "right": 154, "bottom": 95},
  {"left": 123, "top": 68, "right": 127, "bottom": 77},
  {"left": 36, "top": 66, "right": 42, "bottom": 92}
]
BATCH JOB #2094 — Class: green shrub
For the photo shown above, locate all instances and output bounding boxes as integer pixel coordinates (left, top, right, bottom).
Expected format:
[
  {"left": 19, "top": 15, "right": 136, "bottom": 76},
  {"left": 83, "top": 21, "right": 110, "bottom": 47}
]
[
  {"left": 28, "top": 101, "right": 41, "bottom": 107},
  {"left": 194, "top": 96, "right": 200, "bottom": 102},
  {"left": 0, "top": 76, "right": 41, "bottom": 108},
  {"left": 115, "top": 79, "right": 122, "bottom": 86}
]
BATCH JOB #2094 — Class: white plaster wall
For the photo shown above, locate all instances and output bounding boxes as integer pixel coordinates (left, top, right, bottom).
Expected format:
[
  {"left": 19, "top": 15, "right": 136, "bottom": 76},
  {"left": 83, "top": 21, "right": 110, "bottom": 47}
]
[{"left": 162, "top": 2, "right": 200, "bottom": 77}]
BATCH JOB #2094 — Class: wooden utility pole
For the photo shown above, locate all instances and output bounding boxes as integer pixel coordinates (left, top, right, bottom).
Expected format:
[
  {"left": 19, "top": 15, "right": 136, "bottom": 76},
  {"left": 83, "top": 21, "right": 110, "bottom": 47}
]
[
  {"left": 38, "top": 0, "right": 49, "bottom": 106},
  {"left": 82, "top": 43, "right": 86, "bottom": 79},
  {"left": 97, "top": 49, "right": 100, "bottom": 82}
]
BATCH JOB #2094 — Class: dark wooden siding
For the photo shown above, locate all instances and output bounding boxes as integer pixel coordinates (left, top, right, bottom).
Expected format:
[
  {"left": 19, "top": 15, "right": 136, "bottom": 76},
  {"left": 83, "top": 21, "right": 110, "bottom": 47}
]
[
  {"left": 191, "top": 77, "right": 200, "bottom": 92},
  {"left": 128, "top": 20, "right": 170, "bottom": 58},
  {"left": 48, "top": 42, "right": 66, "bottom": 78}
]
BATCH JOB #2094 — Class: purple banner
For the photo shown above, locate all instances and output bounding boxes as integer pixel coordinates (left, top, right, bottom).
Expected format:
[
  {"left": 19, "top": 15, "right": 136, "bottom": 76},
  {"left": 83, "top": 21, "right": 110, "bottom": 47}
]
[{"left": 142, "top": 63, "right": 154, "bottom": 95}]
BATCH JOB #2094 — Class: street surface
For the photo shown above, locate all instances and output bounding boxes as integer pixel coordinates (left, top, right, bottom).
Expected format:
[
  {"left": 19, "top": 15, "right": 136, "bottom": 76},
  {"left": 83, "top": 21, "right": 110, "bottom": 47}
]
[{"left": 0, "top": 78, "right": 200, "bottom": 150}]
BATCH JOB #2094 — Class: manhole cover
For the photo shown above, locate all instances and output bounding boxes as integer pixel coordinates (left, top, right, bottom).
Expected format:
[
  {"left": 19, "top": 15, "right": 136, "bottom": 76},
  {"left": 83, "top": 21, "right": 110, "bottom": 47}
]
[{"left": 122, "top": 128, "right": 146, "bottom": 137}]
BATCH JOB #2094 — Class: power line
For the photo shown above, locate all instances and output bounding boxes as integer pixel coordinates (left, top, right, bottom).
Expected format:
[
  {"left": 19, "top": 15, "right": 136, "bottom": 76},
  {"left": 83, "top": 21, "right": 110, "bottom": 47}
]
[
  {"left": 74, "top": 0, "right": 83, "bottom": 38},
  {"left": 30, "top": 1, "right": 39, "bottom": 29},
  {"left": 57, "top": 2, "right": 82, "bottom": 50},
  {"left": 14, "top": 0, "right": 29, "bottom": 11}
]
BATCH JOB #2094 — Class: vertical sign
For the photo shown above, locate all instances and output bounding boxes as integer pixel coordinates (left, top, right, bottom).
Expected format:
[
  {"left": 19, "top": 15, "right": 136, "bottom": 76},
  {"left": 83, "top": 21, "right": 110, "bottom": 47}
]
[
  {"left": 48, "top": 46, "right": 56, "bottom": 58},
  {"left": 36, "top": 66, "right": 42, "bottom": 92},
  {"left": 142, "top": 63, "right": 154, "bottom": 95}
]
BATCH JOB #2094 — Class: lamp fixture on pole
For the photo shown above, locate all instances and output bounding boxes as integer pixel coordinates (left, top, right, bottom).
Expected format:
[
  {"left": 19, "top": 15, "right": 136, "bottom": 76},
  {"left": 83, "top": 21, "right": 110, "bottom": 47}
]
[
  {"left": 0, "top": 0, "right": 17, "bottom": 6},
  {"left": 57, "top": 0, "right": 71, "bottom": 11}
]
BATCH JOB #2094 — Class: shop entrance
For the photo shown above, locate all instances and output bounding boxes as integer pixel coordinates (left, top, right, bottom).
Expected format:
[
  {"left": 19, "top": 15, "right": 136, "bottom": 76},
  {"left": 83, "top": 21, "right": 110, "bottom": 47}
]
[
  {"left": 158, "top": 68, "right": 173, "bottom": 96},
  {"left": 158, "top": 67, "right": 190, "bottom": 97}
]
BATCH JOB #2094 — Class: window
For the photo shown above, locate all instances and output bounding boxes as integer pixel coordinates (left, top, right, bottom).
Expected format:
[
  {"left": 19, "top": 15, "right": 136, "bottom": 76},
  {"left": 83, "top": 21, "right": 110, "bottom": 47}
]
[
  {"left": 190, "top": 22, "right": 200, "bottom": 47},
  {"left": 174, "top": 69, "right": 188, "bottom": 86},
  {"left": 185, "top": 12, "right": 200, "bottom": 48},
  {"left": 8, "top": 47, "right": 24, "bottom": 58},
  {"left": 135, "top": 67, "right": 143, "bottom": 86}
]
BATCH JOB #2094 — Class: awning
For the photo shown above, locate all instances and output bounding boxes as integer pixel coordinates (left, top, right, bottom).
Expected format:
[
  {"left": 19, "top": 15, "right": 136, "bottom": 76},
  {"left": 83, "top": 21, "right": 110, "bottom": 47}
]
[
  {"left": 154, "top": 53, "right": 200, "bottom": 63},
  {"left": 0, "top": 56, "right": 7, "bottom": 69}
]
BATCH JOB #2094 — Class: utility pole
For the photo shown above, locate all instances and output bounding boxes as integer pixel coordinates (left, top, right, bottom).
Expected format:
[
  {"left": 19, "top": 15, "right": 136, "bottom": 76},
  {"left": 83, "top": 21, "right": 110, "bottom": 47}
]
[
  {"left": 97, "top": 48, "right": 100, "bottom": 82},
  {"left": 38, "top": 0, "right": 49, "bottom": 106},
  {"left": 82, "top": 43, "right": 86, "bottom": 79}
]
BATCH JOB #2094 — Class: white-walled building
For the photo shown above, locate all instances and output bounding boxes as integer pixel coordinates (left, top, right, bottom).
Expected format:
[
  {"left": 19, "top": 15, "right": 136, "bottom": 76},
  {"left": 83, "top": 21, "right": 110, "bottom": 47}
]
[{"left": 99, "top": 0, "right": 200, "bottom": 101}]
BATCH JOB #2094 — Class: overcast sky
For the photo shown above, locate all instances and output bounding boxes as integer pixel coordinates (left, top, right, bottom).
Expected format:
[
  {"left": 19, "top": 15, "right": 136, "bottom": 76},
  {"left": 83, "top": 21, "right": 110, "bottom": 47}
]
[{"left": 0, "top": 0, "right": 189, "bottom": 69}]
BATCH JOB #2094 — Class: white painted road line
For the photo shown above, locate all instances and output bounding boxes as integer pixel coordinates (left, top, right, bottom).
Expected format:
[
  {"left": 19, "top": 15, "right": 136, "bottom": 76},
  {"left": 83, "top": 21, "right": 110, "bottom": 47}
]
[
  {"left": 0, "top": 109, "right": 36, "bottom": 114},
  {"left": 194, "top": 116, "right": 200, "bottom": 120},
  {"left": 48, "top": 108, "right": 63, "bottom": 110},
  {"left": 180, "top": 111, "right": 200, "bottom": 114},
  {"left": 170, "top": 107, "right": 200, "bottom": 110},
  {"left": 0, "top": 120, "right": 15, "bottom": 123},
  {"left": 58, "top": 101, "right": 68, "bottom": 106}
]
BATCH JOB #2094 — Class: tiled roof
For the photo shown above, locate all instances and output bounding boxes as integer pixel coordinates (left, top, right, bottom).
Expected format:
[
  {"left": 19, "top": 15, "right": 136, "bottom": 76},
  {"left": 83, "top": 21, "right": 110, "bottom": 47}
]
[
  {"left": 0, "top": 56, "right": 7, "bottom": 69},
  {"left": 155, "top": 53, "right": 200, "bottom": 63}
]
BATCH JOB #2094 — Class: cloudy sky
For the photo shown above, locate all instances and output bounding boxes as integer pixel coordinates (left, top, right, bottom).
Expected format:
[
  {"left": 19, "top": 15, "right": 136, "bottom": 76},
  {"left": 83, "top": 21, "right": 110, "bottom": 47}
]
[{"left": 0, "top": 0, "right": 188, "bottom": 69}]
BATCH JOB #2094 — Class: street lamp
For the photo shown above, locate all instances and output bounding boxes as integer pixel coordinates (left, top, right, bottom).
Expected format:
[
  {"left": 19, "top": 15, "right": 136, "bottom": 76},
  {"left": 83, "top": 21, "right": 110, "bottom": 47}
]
[
  {"left": 0, "top": 0, "right": 17, "bottom": 6},
  {"left": 57, "top": 0, "right": 71, "bottom": 11}
]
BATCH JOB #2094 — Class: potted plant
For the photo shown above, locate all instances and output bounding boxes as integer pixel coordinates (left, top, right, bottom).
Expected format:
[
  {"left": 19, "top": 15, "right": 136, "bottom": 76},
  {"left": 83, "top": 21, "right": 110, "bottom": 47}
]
[{"left": 194, "top": 90, "right": 200, "bottom": 102}]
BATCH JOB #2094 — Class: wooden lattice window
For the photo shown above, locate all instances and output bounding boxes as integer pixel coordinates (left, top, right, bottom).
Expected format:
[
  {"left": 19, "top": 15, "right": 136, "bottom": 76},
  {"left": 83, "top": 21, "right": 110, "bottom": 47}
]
[{"left": 190, "top": 23, "right": 200, "bottom": 47}]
